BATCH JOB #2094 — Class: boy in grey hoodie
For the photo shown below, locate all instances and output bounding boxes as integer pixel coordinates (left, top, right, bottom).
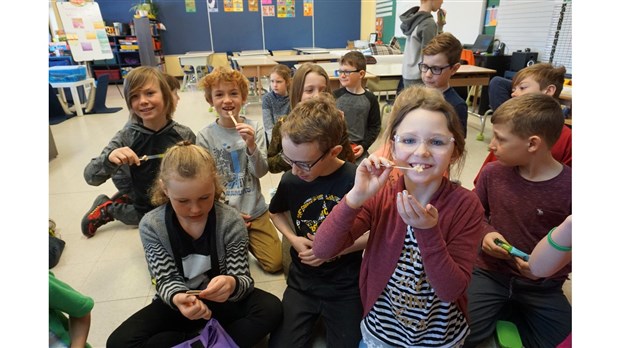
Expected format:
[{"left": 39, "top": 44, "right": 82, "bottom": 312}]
[{"left": 400, "top": 0, "right": 445, "bottom": 87}]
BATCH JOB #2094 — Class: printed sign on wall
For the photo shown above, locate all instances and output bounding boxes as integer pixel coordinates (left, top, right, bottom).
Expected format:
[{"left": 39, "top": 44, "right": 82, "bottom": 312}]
[{"left": 277, "top": 0, "right": 294, "bottom": 18}]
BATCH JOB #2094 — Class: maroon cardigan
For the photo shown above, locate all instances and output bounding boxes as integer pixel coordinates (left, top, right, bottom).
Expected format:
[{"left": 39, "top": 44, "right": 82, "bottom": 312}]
[{"left": 314, "top": 175, "right": 485, "bottom": 318}]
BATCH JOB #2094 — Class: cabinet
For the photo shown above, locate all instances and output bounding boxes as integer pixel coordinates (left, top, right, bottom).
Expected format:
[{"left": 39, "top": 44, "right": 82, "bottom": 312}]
[{"left": 91, "top": 17, "right": 165, "bottom": 83}]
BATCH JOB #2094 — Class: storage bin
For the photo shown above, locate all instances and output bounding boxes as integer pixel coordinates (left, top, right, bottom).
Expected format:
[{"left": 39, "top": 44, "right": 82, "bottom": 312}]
[
  {"left": 49, "top": 65, "right": 87, "bottom": 83},
  {"left": 94, "top": 69, "right": 122, "bottom": 81}
]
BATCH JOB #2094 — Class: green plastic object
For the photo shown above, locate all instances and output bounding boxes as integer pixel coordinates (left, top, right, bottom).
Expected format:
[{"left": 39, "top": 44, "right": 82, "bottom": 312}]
[{"left": 496, "top": 320, "right": 523, "bottom": 348}]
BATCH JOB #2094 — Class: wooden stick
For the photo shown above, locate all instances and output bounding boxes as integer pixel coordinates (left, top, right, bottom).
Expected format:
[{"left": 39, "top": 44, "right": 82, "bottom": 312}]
[
  {"left": 185, "top": 290, "right": 202, "bottom": 295},
  {"left": 228, "top": 111, "right": 238, "bottom": 126},
  {"left": 381, "top": 164, "right": 424, "bottom": 172}
]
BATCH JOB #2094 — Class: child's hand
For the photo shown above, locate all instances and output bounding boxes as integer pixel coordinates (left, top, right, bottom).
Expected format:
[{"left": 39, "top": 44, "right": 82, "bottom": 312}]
[
  {"left": 352, "top": 144, "right": 364, "bottom": 159},
  {"left": 108, "top": 147, "right": 141, "bottom": 166},
  {"left": 346, "top": 155, "right": 392, "bottom": 208},
  {"left": 200, "top": 275, "right": 236, "bottom": 302},
  {"left": 514, "top": 258, "right": 541, "bottom": 281},
  {"left": 290, "top": 235, "right": 313, "bottom": 255},
  {"left": 236, "top": 122, "right": 257, "bottom": 154},
  {"left": 241, "top": 213, "right": 252, "bottom": 229},
  {"left": 173, "top": 293, "right": 212, "bottom": 320},
  {"left": 298, "top": 233, "right": 325, "bottom": 267},
  {"left": 396, "top": 190, "right": 438, "bottom": 229},
  {"left": 481, "top": 232, "right": 512, "bottom": 260}
]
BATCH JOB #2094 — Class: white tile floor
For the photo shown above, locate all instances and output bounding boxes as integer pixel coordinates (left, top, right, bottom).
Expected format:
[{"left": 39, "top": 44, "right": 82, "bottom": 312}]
[{"left": 49, "top": 85, "right": 568, "bottom": 348}]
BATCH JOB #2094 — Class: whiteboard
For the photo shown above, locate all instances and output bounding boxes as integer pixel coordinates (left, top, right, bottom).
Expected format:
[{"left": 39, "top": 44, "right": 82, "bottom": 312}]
[
  {"left": 57, "top": 2, "right": 114, "bottom": 62},
  {"left": 394, "top": 0, "right": 485, "bottom": 46}
]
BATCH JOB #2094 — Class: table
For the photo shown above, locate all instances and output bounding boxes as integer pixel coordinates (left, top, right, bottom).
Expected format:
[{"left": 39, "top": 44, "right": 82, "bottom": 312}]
[
  {"left": 233, "top": 56, "right": 278, "bottom": 98},
  {"left": 271, "top": 53, "right": 339, "bottom": 64},
  {"left": 178, "top": 51, "right": 214, "bottom": 91},
  {"left": 237, "top": 50, "right": 271, "bottom": 56},
  {"left": 292, "top": 47, "right": 330, "bottom": 54},
  {"left": 50, "top": 78, "right": 95, "bottom": 117}
]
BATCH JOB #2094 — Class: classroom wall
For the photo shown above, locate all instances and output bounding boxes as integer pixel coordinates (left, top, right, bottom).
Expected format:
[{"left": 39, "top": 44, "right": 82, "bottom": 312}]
[{"left": 97, "top": 0, "right": 361, "bottom": 54}]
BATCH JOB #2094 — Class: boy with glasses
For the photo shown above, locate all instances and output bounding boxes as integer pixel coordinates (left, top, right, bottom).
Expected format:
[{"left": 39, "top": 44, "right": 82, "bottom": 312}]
[
  {"left": 420, "top": 32, "right": 469, "bottom": 137},
  {"left": 268, "top": 94, "right": 367, "bottom": 347},
  {"left": 334, "top": 51, "right": 381, "bottom": 164}
]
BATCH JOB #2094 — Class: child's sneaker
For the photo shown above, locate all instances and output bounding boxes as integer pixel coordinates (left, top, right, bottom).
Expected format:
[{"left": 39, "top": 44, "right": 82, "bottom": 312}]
[
  {"left": 81, "top": 194, "right": 114, "bottom": 238},
  {"left": 110, "top": 191, "right": 132, "bottom": 205}
]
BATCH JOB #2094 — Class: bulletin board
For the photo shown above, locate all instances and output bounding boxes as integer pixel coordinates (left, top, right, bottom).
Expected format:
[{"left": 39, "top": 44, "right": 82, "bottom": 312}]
[{"left": 56, "top": 2, "right": 114, "bottom": 62}]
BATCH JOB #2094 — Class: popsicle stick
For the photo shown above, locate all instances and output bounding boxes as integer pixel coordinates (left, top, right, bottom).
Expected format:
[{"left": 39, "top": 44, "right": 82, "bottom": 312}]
[
  {"left": 185, "top": 290, "right": 202, "bottom": 295},
  {"left": 380, "top": 164, "right": 424, "bottom": 172},
  {"left": 228, "top": 111, "right": 238, "bottom": 126}
]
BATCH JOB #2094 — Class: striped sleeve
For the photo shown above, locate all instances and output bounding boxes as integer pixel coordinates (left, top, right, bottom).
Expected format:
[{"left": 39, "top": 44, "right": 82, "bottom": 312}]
[{"left": 216, "top": 203, "right": 254, "bottom": 301}]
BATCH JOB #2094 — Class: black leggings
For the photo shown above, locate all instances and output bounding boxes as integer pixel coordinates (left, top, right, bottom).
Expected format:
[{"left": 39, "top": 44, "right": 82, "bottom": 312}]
[{"left": 107, "top": 288, "right": 282, "bottom": 348}]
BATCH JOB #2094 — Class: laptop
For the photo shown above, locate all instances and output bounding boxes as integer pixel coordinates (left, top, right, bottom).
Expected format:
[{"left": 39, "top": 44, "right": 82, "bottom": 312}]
[{"left": 471, "top": 34, "right": 494, "bottom": 54}]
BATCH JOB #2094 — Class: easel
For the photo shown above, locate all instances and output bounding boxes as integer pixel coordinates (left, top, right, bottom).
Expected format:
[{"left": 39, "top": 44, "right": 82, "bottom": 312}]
[{"left": 55, "top": 1, "right": 123, "bottom": 108}]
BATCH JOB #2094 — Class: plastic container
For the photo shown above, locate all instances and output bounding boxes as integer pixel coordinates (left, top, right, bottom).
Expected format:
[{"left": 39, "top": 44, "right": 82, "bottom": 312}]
[
  {"left": 94, "top": 69, "right": 121, "bottom": 81},
  {"left": 495, "top": 320, "right": 523, "bottom": 348},
  {"left": 49, "top": 66, "right": 87, "bottom": 83}
]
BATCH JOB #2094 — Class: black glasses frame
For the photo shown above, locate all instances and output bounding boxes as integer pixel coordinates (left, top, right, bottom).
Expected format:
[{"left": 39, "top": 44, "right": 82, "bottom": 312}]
[
  {"left": 418, "top": 63, "right": 453, "bottom": 75},
  {"left": 281, "top": 150, "right": 329, "bottom": 172},
  {"left": 336, "top": 69, "right": 362, "bottom": 77}
]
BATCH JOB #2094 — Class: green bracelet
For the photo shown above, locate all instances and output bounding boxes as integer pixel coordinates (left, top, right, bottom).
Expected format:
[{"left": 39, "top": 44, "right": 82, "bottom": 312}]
[{"left": 547, "top": 227, "right": 571, "bottom": 252}]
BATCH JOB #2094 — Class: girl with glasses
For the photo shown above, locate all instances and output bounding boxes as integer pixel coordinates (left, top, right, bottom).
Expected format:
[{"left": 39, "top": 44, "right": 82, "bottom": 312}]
[{"left": 314, "top": 85, "right": 485, "bottom": 347}]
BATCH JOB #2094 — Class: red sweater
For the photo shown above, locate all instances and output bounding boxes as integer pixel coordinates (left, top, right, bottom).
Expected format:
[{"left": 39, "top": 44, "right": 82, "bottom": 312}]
[
  {"left": 314, "top": 176, "right": 485, "bottom": 318},
  {"left": 473, "top": 125, "right": 572, "bottom": 186}
]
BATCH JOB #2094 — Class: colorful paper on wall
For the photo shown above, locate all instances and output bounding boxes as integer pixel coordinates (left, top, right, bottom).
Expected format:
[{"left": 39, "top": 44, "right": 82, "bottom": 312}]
[
  {"left": 277, "top": 0, "right": 294, "bottom": 18},
  {"left": 262, "top": 0, "right": 272, "bottom": 4},
  {"left": 263, "top": 5, "right": 275, "bottom": 17},
  {"left": 485, "top": 6, "right": 498, "bottom": 27},
  {"left": 185, "top": 0, "right": 196, "bottom": 13},
  {"left": 303, "top": 0, "right": 313, "bottom": 16},
  {"left": 224, "top": 0, "right": 243, "bottom": 12},
  {"left": 249, "top": 0, "right": 259, "bottom": 12},
  {"left": 207, "top": 0, "right": 218, "bottom": 12}
]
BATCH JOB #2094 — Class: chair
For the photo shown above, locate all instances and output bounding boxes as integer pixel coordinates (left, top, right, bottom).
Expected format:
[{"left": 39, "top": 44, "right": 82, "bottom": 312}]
[
  {"left": 84, "top": 74, "right": 123, "bottom": 114},
  {"left": 379, "top": 77, "right": 404, "bottom": 118},
  {"left": 49, "top": 83, "right": 75, "bottom": 125}
]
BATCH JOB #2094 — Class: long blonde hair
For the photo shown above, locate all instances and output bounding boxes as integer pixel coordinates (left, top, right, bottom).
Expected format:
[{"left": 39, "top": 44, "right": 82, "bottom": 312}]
[{"left": 150, "top": 141, "right": 225, "bottom": 206}]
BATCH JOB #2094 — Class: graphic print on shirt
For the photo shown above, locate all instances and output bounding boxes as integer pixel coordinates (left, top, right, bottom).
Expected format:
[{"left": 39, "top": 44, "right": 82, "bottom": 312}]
[
  {"left": 210, "top": 141, "right": 252, "bottom": 199},
  {"left": 295, "top": 193, "right": 341, "bottom": 237}
]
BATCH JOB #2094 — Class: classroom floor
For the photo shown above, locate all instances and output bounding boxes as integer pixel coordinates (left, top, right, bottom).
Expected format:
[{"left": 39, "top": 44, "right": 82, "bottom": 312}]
[{"left": 49, "top": 85, "right": 570, "bottom": 348}]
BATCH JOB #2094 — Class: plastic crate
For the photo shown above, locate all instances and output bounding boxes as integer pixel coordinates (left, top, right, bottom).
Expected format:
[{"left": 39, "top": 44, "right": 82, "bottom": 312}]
[
  {"left": 94, "top": 69, "right": 121, "bottom": 81},
  {"left": 49, "top": 65, "right": 87, "bottom": 83}
]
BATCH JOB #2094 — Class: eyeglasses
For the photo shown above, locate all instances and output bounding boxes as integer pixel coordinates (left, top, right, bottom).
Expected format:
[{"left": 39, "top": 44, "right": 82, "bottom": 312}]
[
  {"left": 418, "top": 63, "right": 453, "bottom": 75},
  {"left": 335, "top": 69, "right": 361, "bottom": 77},
  {"left": 281, "top": 150, "right": 329, "bottom": 172},
  {"left": 393, "top": 134, "right": 455, "bottom": 153}
]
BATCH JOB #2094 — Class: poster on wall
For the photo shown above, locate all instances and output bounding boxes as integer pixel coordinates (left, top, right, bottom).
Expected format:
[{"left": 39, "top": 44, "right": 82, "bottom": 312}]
[
  {"left": 303, "top": 0, "right": 313, "bottom": 16},
  {"left": 56, "top": 1, "right": 113, "bottom": 62},
  {"left": 263, "top": 5, "right": 275, "bottom": 16},
  {"left": 224, "top": 0, "right": 243, "bottom": 12},
  {"left": 277, "top": 0, "right": 294, "bottom": 18},
  {"left": 485, "top": 6, "right": 498, "bottom": 27},
  {"left": 207, "top": 0, "right": 218, "bottom": 12},
  {"left": 249, "top": 0, "right": 259, "bottom": 12},
  {"left": 185, "top": 0, "right": 196, "bottom": 13}
]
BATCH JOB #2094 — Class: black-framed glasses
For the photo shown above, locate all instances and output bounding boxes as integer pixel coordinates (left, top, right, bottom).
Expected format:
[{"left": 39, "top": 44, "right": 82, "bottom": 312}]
[
  {"left": 281, "top": 150, "right": 329, "bottom": 172},
  {"left": 418, "top": 63, "right": 453, "bottom": 75},
  {"left": 336, "top": 69, "right": 361, "bottom": 77}
]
